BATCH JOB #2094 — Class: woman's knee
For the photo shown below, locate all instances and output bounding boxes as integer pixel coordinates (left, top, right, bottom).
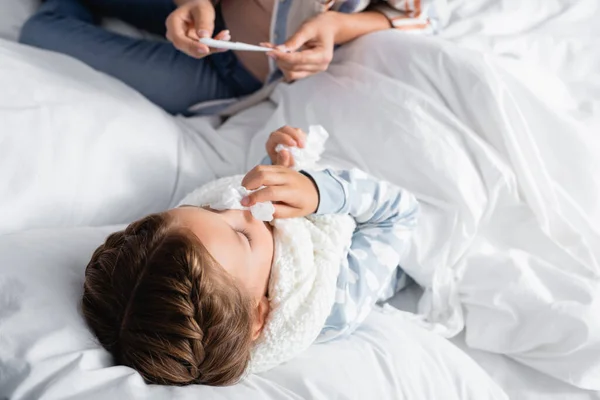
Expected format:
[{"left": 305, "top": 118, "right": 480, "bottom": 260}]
[
  {"left": 19, "top": 12, "right": 54, "bottom": 47},
  {"left": 19, "top": 1, "right": 94, "bottom": 47}
]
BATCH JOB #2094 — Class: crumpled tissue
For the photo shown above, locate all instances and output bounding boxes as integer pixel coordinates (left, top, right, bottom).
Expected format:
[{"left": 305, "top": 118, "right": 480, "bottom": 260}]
[
  {"left": 275, "top": 125, "right": 329, "bottom": 171},
  {"left": 208, "top": 185, "right": 276, "bottom": 222}
]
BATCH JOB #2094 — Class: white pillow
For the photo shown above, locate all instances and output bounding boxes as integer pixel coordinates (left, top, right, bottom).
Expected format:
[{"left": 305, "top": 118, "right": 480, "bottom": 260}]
[
  {"left": 0, "top": 39, "right": 215, "bottom": 234},
  {"left": 0, "top": 0, "right": 37, "bottom": 41},
  {"left": 0, "top": 226, "right": 508, "bottom": 399}
]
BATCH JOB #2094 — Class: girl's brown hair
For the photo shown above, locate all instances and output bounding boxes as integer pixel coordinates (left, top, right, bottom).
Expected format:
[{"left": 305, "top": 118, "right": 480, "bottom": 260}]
[{"left": 82, "top": 213, "right": 255, "bottom": 386}]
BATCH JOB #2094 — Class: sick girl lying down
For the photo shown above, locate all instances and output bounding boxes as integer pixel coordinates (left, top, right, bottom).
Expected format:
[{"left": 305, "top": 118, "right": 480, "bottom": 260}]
[{"left": 81, "top": 125, "right": 419, "bottom": 386}]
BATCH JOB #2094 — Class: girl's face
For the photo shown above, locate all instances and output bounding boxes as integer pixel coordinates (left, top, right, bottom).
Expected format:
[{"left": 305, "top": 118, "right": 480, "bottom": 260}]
[{"left": 168, "top": 206, "right": 275, "bottom": 303}]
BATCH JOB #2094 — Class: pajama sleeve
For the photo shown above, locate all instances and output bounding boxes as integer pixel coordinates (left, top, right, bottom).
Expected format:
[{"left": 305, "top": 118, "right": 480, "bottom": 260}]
[{"left": 304, "top": 168, "right": 419, "bottom": 342}]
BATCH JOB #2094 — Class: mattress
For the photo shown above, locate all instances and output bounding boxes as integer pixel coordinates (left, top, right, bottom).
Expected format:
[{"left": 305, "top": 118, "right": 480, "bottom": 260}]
[{"left": 1, "top": 0, "right": 600, "bottom": 399}]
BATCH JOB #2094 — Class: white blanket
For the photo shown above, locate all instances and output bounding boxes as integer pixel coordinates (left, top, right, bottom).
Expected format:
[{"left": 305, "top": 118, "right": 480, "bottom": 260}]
[{"left": 239, "top": 31, "right": 600, "bottom": 390}]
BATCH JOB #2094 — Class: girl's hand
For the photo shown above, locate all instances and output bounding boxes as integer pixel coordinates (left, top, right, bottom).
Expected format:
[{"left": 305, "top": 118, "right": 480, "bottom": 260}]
[
  {"left": 166, "top": 0, "right": 231, "bottom": 58},
  {"left": 262, "top": 12, "right": 340, "bottom": 82},
  {"left": 266, "top": 126, "right": 307, "bottom": 167},
  {"left": 241, "top": 165, "right": 318, "bottom": 218}
]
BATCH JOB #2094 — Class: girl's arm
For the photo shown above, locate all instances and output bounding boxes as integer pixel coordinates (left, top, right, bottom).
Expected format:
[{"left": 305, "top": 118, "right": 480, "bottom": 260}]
[{"left": 303, "top": 168, "right": 419, "bottom": 341}]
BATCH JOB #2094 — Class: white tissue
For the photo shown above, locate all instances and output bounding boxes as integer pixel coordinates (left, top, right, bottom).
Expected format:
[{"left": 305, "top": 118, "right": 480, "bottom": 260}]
[
  {"left": 275, "top": 125, "right": 329, "bottom": 170},
  {"left": 248, "top": 201, "right": 276, "bottom": 222},
  {"left": 208, "top": 185, "right": 275, "bottom": 222}
]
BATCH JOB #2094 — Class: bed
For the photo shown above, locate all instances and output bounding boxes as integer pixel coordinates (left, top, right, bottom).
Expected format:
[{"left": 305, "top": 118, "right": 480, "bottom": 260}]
[{"left": 1, "top": 0, "right": 599, "bottom": 399}]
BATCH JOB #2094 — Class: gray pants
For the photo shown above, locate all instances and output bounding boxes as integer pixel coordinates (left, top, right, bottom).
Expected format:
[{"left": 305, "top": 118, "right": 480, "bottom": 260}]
[{"left": 19, "top": 0, "right": 262, "bottom": 115}]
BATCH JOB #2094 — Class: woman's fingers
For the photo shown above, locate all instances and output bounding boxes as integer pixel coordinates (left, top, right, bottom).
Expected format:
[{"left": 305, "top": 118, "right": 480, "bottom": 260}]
[
  {"left": 274, "top": 52, "right": 329, "bottom": 81},
  {"left": 166, "top": 12, "right": 208, "bottom": 57},
  {"left": 214, "top": 30, "right": 231, "bottom": 41},
  {"left": 274, "top": 48, "right": 331, "bottom": 69},
  {"left": 166, "top": 0, "right": 217, "bottom": 57},
  {"left": 280, "top": 67, "right": 319, "bottom": 82},
  {"left": 190, "top": 0, "right": 215, "bottom": 39},
  {"left": 280, "top": 23, "right": 315, "bottom": 52},
  {"left": 279, "top": 62, "right": 323, "bottom": 74},
  {"left": 186, "top": 26, "right": 200, "bottom": 41},
  {"left": 285, "top": 71, "right": 313, "bottom": 82},
  {"left": 209, "top": 30, "right": 231, "bottom": 53}
]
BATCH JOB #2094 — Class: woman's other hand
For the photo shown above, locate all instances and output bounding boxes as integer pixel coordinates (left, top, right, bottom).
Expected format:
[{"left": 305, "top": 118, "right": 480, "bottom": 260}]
[
  {"left": 263, "top": 11, "right": 390, "bottom": 82},
  {"left": 166, "top": 0, "right": 231, "bottom": 58},
  {"left": 262, "top": 12, "right": 339, "bottom": 82}
]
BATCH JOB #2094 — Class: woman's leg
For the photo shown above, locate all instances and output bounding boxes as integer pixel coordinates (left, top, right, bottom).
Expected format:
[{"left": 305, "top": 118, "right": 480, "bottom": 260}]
[
  {"left": 80, "top": 0, "right": 176, "bottom": 36},
  {"left": 19, "top": 0, "right": 240, "bottom": 115}
]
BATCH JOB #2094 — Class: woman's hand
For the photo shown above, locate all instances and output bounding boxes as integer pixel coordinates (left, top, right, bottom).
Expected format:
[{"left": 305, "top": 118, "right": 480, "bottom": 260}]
[
  {"left": 262, "top": 12, "right": 340, "bottom": 82},
  {"left": 263, "top": 11, "right": 391, "bottom": 82},
  {"left": 241, "top": 165, "right": 319, "bottom": 218},
  {"left": 266, "top": 126, "right": 307, "bottom": 167},
  {"left": 166, "top": 0, "right": 231, "bottom": 58}
]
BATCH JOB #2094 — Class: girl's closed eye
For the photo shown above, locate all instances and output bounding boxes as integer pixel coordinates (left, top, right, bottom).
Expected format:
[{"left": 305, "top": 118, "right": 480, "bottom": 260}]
[{"left": 237, "top": 229, "right": 253, "bottom": 245}]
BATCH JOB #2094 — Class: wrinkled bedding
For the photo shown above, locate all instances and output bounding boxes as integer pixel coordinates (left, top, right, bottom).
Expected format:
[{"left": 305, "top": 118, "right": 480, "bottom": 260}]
[{"left": 241, "top": 31, "right": 600, "bottom": 389}]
